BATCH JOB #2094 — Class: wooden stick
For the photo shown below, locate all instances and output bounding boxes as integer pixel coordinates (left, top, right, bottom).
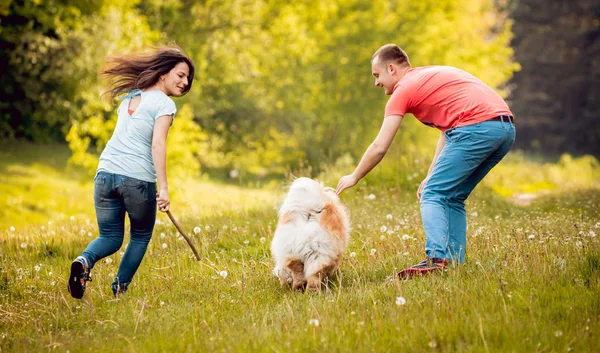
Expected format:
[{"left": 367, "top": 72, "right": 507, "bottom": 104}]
[{"left": 166, "top": 210, "right": 201, "bottom": 261}]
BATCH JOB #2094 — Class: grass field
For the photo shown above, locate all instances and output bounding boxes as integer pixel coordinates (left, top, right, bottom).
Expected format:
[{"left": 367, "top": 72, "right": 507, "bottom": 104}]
[{"left": 0, "top": 142, "right": 599, "bottom": 352}]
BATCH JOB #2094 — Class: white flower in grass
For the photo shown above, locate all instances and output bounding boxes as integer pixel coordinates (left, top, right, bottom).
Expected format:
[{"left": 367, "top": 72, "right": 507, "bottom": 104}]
[
  {"left": 9, "top": 226, "right": 15, "bottom": 232},
  {"left": 219, "top": 270, "right": 228, "bottom": 279},
  {"left": 395, "top": 296, "right": 406, "bottom": 306},
  {"left": 259, "top": 237, "right": 266, "bottom": 244},
  {"left": 80, "top": 230, "right": 86, "bottom": 235},
  {"left": 403, "top": 252, "right": 409, "bottom": 256},
  {"left": 193, "top": 227, "right": 201, "bottom": 234},
  {"left": 223, "top": 225, "right": 228, "bottom": 230},
  {"left": 20, "top": 242, "right": 27, "bottom": 249},
  {"left": 380, "top": 226, "right": 387, "bottom": 232},
  {"left": 575, "top": 241, "right": 583, "bottom": 247},
  {"left": 50, "top": 281, "right": 56, "bottom": 287},
  {"left": 386, "top": 214, "right": 393, "bottom": 220},
  {"left": 528, "top": 234, "right": 536, "bottom": 239},
  {"left": 595, "top": 222, "right": 600, "bottom": 229},
  {"left": 366, "top": 194, "right": 376, "bottom": 200},
  {"left": 41, "top": 225, "right": 45, "bottom": 230},
  {"left": 48, "top": 272, "right": 52, "bottom": 276},
  {"left": 160, "top": 232, "right": 166, "bottom": 238},
  {"left": 243, "top": 240, "right": 249, "bottom": 245},
  {"left": 589, "top": 230, "right": 596, "bottom": 237},
  {"left": 205, "top": 225, "right": 211, "bottom": 230},
  {"left": 554, "top": 330, "right": 563, "bottom": 337},
  {"left": 428, "top": 340, "right": 437, "bottom": 348},
  {"left": 229, "top": 169, "right": 240, "bottom": 178},
  {"left": 370, "top": 248, "right": 376, "bottom": 255},
  {"left": 402, "top": 234, "right": 410, "bottom": 240},
  {"left": 160, "top": 301, "right": 165, "bottom": 306},
  {"left": 470, "top": 212, "right": 478, "bottom": 217},
  {"left": 105, "top": 258, "right": 113, "bottom": 264},
  {"left": 87, "top": 232, "right": 92, "bottom": 237},
  {"left": 70, "top": 216, "right": 75, "bottom": 221},
  {"left": 34, "top": 265, "right": 41, "bottom": 272},
  {"left": 349, "top": 252, "right": 356, "bottom": 258},
  {"left": 380, "top": 235, "right": 386, "bottom": 241},
  {"left": 162, "top": 243, "right": 168, "bottom": 249},
  {"left": 308, "top": 318, "right": 320, "bottom": 327}
]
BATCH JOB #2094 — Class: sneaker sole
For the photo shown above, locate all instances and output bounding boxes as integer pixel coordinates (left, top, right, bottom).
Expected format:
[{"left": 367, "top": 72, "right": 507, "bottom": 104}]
[
  {"left": 398, "top": 267, "right": 444, "bottom": 280},
  {"left": 68, "top": 261, "right": 85, "bottom": 299}
]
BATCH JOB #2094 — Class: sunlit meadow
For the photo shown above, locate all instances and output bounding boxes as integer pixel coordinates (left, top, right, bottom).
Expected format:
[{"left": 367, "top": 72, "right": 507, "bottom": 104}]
[{"left": 1, "top": 143, "right": 599, "bottom": 352}]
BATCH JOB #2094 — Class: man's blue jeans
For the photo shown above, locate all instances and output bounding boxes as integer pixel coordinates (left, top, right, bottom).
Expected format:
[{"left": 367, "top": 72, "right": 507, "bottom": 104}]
[
  {"left": 420, "top": 118, "right": 516, "bottom": 263},
  {"left": 80, "top": 172, "right": 157, "bottom": 290}
]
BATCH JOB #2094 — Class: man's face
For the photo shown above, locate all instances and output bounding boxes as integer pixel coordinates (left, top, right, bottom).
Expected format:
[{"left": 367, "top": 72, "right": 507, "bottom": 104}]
[{"left": 371, "top": 57, "right": 397, "bottom": 95}]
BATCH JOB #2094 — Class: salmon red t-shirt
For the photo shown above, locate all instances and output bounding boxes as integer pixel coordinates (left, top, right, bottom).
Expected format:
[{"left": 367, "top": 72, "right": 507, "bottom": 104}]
[{"left": 384, "top": 66, "right": 512, "bottom": 131}]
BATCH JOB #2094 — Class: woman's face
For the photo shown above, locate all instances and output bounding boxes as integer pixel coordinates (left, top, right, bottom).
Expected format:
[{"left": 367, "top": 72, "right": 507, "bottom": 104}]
[{"left": 161, "top": 62, "right": 190, "bottom": 97}]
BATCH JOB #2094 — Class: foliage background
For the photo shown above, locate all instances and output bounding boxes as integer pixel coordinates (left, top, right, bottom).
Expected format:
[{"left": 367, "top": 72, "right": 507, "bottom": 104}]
[{"left": 1, "top": 0, "right": 518, "bottom": 178}]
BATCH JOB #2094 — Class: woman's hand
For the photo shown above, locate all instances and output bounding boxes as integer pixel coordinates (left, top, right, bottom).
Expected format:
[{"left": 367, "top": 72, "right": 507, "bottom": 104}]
[{"left": 156, "top": 189, "right": 170, "bottom": 212}]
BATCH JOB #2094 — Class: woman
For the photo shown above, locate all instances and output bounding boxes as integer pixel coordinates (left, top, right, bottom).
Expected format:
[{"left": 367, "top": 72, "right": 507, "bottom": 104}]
[{"left": 68, "top": 47, "right": 195, "bottom": 298}]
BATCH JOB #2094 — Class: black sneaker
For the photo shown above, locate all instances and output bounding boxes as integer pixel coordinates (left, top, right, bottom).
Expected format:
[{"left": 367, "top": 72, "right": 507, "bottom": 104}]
[
  {"left": 112, "top": 281, "right": 128, "bottom": 297},
  {"left": 398, "top": 257, "right": 448, "bottom": 280},
  {"left": 68, "top": 256, "right": 91, "bottom": 299}
]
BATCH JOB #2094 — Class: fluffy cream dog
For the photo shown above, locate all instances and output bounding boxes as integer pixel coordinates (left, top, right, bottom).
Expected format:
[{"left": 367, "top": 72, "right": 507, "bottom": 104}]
[{"left": 271, "top": 177, "right": 350, "bottom": 290}]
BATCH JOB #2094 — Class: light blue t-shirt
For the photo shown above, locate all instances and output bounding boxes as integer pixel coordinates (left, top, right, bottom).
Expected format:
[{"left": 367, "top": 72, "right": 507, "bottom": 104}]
[{"left": 97, "top": 89, "right": 177, "bottom": 182}]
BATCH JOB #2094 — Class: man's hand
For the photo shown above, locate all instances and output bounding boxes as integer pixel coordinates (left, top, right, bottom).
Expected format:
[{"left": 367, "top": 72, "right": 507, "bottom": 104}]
[
  {"left": 417, "top": 176, "right": 430, "bottom": 201},
  {"left": 336, "top": 174, "right": 359, "bottom": 195}
]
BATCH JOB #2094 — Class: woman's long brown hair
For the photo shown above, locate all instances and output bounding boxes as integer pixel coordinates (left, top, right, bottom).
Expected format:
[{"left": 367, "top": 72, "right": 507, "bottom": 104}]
[{"left": 100, "top": 46, "right": 195, "bottom": 99}]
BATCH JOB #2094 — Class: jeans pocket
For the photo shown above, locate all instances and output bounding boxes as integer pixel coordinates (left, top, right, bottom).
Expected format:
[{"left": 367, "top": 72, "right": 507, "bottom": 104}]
[
  {"left": 444, "top": 129, "right": 457, "bottom": 144},
  {"left": 94, "top": 174, "right": 111, "bottom": 202},
  {"left": 123, "top": 178, "right": 155, "bottom": 205}
]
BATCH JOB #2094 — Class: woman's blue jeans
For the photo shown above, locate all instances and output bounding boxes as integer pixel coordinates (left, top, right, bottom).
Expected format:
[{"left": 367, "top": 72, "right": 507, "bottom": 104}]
[
  {"left": 81, "top": 172, "right": 157, "bottom": 290},
  {"left": 420, "top": 118, "right": 516, "bottom": 263}
]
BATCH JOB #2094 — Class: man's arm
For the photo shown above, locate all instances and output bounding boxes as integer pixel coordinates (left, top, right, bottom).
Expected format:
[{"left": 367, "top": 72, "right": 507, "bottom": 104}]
[
  {"left": 417, "top": 131, "right": 445, "bottom": 200},
  {"left": 336, "top": 114, "right": 403, "bottom": 194},
  {"left": 428, "top": 132, "right": 445, "bottom": 175}
]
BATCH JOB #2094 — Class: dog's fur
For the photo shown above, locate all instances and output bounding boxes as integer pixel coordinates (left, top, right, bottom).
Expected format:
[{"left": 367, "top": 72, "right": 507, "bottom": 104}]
[{"left": 271, "top": 177, "right": 350, "bottom": 290}]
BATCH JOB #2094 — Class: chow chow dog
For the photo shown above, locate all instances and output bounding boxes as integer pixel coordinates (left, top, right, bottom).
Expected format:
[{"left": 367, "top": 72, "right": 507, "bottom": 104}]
[{"left": 271, "top": 177, "right": 350, "bottom": 290}]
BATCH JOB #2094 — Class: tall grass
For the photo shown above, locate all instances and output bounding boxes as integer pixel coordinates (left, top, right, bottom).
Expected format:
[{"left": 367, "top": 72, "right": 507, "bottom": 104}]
[{"left": 0, "top": 142, "right": 599, "bottom": 352}]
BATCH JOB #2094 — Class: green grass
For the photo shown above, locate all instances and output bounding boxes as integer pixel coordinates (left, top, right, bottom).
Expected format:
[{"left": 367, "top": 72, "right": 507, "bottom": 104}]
[{"left": 0, "top": 142, "right": 599, "bottom": 352}]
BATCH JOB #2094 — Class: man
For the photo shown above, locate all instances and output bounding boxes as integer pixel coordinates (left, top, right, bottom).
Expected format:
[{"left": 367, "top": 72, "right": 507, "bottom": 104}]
[{"left": 336, "top": 44, "right": 516, "bottom": 279}]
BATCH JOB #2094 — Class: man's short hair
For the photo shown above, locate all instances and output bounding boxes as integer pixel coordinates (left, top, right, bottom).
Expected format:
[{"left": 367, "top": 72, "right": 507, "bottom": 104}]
[{"left": 372, "top": 44, "right": 410, "bottom": 67}]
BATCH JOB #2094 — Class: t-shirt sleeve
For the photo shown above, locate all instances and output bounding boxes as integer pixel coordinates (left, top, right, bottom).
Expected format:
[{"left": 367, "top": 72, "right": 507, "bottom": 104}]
[
  {"left": 155, "top": 96, "right": 177, "bottom": 122},
  {"left": 384, "top": 85, "right": 410, "bottom": 118},
  {"left": 117, "top": 100, "right": 126, "bottom": 116}
]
